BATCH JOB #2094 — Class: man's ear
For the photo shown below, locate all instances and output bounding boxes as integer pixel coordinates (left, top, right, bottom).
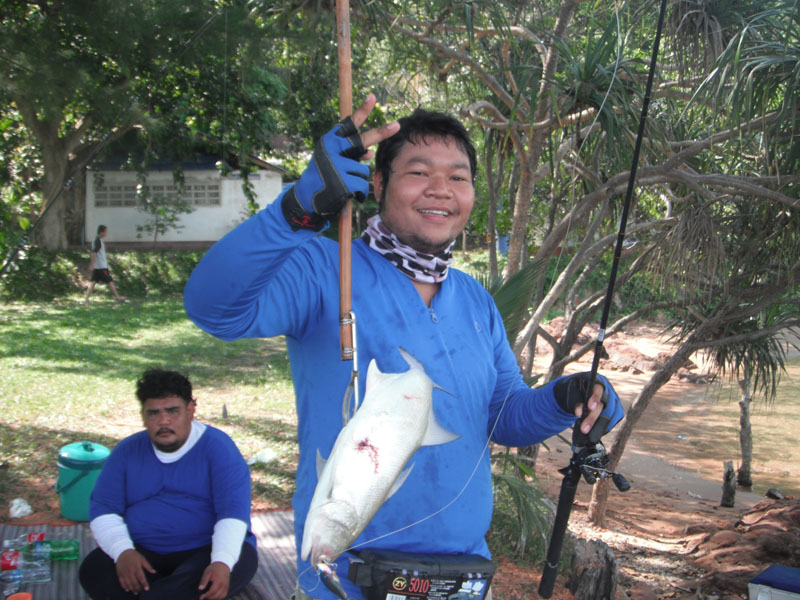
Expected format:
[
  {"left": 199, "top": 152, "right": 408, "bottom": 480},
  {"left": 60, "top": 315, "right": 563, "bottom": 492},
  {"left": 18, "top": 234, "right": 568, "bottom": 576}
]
[{"left": 372, "top": 171, "right": 384, "bottom": 206}]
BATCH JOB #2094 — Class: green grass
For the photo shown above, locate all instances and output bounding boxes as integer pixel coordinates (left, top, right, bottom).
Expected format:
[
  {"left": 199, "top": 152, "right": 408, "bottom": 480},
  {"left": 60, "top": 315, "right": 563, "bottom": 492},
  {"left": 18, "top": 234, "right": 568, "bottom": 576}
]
[
  {"left": 0, "top": 293, "right": 558, "bottom": 569},
  {"left": 0, "top": 295, "right": 299, "bottom": 514}
]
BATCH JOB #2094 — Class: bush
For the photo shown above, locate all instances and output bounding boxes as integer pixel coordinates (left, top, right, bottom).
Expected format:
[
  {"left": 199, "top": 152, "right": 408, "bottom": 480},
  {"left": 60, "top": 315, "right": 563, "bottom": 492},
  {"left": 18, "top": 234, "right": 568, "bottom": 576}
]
[
  {"left": 0, "top": 247, "right": 86, "bottom": 300},
  {"left": 0, "top": 246, "right": 205, "bottom": 300},
  {"left": 111, "top": 250, "right": 205, "bottom": 297}
]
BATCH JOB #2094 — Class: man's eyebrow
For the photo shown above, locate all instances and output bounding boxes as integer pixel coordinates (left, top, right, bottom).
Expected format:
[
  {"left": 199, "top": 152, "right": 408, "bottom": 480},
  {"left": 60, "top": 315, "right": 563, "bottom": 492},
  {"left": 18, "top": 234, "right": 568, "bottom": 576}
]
[
  {"left": 403, "top": 156, "right": 471, "bottom": 171},
  {"left": 145, "top": 405, "right": 182, "bottom": 413}
]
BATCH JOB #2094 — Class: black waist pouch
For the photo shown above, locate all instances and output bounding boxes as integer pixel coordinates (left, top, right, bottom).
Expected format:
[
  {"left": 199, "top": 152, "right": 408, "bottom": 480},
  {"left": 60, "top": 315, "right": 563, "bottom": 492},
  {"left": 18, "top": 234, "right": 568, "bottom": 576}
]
[{"left": 347, "top": 548, "right": 495, "bottom": 600}]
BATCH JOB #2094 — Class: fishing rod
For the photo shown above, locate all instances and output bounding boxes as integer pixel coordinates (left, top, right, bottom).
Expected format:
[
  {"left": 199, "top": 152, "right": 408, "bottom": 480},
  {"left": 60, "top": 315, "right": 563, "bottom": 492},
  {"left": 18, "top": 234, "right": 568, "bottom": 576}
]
[
  {"left": 538, "top": 0, "right": 668, "bottom": 596},
  {"left": 336, "top": 0, "right": 362, "bottom": 428}
]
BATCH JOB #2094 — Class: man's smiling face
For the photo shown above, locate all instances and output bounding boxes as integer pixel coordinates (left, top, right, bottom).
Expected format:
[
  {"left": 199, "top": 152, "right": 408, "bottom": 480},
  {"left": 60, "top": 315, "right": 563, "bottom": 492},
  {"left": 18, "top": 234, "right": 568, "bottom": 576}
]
[{"left": 374, "top": 135, "right": 475, "bottom": 255}]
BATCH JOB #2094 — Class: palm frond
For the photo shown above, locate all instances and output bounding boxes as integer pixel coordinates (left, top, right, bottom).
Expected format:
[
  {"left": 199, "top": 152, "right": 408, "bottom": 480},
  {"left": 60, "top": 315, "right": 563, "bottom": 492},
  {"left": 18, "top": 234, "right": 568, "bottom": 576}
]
[{"left": 491, "top": 256, "right": 550, "bottom": 340}]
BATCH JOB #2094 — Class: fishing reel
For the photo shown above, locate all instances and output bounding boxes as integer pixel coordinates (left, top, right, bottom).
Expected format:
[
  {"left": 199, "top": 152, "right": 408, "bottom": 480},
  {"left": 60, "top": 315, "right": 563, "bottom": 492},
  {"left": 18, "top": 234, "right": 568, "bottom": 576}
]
[{"left": 560, "top": 440, "right": 630, "bottom": 492}]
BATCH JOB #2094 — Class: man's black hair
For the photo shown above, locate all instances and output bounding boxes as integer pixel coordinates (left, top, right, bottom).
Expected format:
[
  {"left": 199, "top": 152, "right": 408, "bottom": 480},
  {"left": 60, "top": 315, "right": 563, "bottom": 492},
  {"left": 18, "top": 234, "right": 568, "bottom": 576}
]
[
  {"left": 374, "top": 108, "right": 477, "bottom": 202},
  {"left": 136, "top": 368, "right": 193, "bottom": 405},
  {"left": 97, "top": 224, "right": 107, "bottom": 235}
]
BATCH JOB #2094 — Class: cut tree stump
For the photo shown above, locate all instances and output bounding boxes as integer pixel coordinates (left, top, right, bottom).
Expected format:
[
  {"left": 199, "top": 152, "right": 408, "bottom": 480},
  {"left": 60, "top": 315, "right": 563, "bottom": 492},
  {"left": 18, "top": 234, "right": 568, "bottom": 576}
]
[{"left": 567, "top": 538, "right": 618, "bottom": 600}]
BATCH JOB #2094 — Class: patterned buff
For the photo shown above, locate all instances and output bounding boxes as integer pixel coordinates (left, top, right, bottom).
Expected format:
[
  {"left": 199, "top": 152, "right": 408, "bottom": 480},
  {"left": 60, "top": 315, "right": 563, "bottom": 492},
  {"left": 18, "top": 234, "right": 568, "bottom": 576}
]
[{"left": 361, "top": 215, "right": 455, "bottom": 283}]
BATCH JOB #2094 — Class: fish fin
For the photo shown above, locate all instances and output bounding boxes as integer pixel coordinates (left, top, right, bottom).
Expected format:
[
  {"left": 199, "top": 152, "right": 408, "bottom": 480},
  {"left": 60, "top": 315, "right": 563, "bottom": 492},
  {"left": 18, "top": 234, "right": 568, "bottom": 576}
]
[
  {"left": 398, "top": 347, "right": 454, "bottom": 397},
  {"left": 316, "top": 449, "right": 327, "bottom": 479},
  {"left": 421, "top": 404, "right": 460, "bottom": 446},
  {"left": 364, "top": 358, "right": 383, "bottom": 397},
  {"left": 387, "top": 463, "right": 414, "bottom": 499},
  {"left": 398, "top": 347, "right": 423, "bottom": 372}
]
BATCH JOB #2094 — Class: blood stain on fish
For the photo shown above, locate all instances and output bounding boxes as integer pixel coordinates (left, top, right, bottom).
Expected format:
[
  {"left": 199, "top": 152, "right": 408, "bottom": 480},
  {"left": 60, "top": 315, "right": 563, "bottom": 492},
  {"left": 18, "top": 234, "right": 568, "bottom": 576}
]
[{"left": 356, "top": 438, "right": 379, "bottom": 472}]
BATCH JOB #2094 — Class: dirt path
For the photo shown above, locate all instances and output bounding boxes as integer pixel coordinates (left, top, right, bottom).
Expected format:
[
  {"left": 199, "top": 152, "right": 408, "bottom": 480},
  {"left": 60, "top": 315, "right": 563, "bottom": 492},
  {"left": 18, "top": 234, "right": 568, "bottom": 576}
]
[{"left": 502, "top": 322, "right": 800, "bottom": 600}]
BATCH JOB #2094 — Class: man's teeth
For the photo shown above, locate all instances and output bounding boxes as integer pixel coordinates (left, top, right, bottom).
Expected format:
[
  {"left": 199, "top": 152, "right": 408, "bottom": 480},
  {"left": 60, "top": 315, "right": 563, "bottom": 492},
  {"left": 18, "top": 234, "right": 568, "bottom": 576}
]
[{"left": 419, "top": 209, "right": 449, "bottom": 216}]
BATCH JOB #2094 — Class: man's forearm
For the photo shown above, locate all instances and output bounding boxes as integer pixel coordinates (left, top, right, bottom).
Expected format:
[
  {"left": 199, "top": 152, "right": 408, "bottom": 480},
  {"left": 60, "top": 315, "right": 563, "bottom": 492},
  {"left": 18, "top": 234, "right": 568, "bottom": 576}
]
[
  {"left": 90, "top": 513, "right": 135, "bottom": 561},
  {"left": 210, "top": 518, "right": 248, "bottom": 569}
]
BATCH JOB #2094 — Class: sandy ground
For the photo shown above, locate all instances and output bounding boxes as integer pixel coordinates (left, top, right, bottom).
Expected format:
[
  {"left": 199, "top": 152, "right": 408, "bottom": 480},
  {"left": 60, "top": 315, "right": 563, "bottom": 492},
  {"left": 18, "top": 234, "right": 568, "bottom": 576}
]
[{"left": 488, "top": 323, "right": 800, "bottom": 600}]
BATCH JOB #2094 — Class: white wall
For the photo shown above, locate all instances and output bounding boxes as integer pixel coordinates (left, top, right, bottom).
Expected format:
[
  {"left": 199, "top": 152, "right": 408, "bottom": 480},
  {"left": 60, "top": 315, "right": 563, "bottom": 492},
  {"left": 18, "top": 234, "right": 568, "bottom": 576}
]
[{"left": 84, "top": 167, "right": 282, "bottom": 243}]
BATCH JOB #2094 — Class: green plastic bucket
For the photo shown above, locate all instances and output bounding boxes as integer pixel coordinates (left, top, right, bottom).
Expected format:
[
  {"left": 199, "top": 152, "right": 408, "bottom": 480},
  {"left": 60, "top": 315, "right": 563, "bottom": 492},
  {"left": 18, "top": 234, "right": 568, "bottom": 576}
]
[{"left": 55, "top": 441, "right": 110, "bottom": 522}]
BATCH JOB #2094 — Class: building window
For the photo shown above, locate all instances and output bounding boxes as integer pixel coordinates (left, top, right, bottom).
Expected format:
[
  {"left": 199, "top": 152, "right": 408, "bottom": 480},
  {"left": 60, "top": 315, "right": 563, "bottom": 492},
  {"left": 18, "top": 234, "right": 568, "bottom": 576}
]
[
  {"left": 187, "top": 183, "right": 221, "bottom": 206},
  {"left": 94, "top": 184, "right": 137, "bottom": 207},
  {"left": 94, "top": 177, "right": 221, "bottom": 207}
]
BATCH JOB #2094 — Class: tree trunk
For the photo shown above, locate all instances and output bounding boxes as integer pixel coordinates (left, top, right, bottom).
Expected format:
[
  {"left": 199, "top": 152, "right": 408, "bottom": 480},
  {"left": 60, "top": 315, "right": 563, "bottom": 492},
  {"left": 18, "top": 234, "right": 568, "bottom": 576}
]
[
  {"left": 503, "top": 0, "right": 580, "bottom": 279},
  {"left": 504, "top": 166, "right": 536, "bottom": 277},
  {"left": 588, "top": 340, "right": 699, "bottom": 524},
  {"left": 486, "top": 143, "right": 499, "bottom": 282},
  {"left": 65, "top": 170, "right": 87, "bottom": 246},
  {"left": 33, "top": 196, "right": 69, "bottom": 251},
  {"left": 568, "top": 538, "right": 618, "bottom": 600},
  {"left": 33, "top": 149, "right": 72, "bottom": 251},
  {"left": 721, "top": 460, "right": 736, "bottom": 507},
  {"left": 737, "top": 376, "right": 754, "bottom": 489},
  {"left": 517, "top": 443, "right": 539, "bottom": 477}
]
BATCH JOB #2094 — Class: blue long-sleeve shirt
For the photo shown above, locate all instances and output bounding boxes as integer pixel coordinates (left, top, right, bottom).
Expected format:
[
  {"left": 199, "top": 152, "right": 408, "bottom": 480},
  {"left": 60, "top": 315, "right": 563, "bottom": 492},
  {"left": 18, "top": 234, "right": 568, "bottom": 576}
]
[
  {"left": 184, "top": 199, "right": 587, "bottom": 598},
  {"left": 90, "top": 425, "right": 256, "bottom": 553}
]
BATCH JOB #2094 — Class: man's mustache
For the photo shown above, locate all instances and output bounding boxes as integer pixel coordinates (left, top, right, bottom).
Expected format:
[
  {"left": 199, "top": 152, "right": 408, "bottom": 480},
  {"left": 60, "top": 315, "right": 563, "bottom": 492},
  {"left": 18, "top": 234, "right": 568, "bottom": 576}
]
[{"left": 156, "top": 428, "right": 175, "bottom": 435}]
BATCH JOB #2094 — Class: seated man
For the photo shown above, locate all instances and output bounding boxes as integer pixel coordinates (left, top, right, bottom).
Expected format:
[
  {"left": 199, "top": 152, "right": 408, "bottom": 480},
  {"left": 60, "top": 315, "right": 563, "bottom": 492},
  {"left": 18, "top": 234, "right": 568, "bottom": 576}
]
[{"left": 79, "top": 369, "right": 258, "bottom": 600}]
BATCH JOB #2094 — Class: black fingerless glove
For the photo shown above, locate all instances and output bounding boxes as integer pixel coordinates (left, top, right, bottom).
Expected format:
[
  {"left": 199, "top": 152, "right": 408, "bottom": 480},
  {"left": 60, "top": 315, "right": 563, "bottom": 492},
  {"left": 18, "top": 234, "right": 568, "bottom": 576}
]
[{"left": 282, "top": 116, "right": 369, "bottom": 231}]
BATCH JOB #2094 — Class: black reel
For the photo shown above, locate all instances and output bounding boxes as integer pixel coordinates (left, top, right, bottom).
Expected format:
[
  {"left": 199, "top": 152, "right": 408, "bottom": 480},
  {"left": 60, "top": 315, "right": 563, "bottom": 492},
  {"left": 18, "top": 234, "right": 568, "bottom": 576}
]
[{"left": 559, "top": 441, "right": 631, "bottom": 492}]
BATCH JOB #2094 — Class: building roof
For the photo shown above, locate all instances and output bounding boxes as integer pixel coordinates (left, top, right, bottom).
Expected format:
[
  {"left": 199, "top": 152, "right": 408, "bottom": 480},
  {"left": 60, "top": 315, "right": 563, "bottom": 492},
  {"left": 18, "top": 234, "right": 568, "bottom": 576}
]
[{"left": 89, "top": 153, "right": 285, "bottom": 174}]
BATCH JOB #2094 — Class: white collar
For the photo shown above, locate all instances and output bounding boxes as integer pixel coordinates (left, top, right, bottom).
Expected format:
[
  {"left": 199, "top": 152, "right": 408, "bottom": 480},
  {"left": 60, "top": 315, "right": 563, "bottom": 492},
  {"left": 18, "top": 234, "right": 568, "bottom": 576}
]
[{"left": 153, "top": 420, "right": 207, "bottom": 463}]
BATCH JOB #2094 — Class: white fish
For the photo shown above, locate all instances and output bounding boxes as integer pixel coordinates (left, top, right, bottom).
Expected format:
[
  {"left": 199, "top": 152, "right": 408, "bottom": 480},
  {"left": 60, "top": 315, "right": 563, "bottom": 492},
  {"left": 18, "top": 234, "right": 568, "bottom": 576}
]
[{"left": 301, "top": 347, "right": 460, "bottom": 570}]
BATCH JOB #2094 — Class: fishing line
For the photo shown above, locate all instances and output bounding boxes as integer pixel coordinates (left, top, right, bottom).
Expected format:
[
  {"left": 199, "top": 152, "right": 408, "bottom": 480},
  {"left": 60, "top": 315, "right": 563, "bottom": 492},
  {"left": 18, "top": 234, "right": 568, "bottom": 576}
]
[
  {"left": 314, "top": 5, "right": 629, "bottom": 558},
  {"left": 345, "top": 379, "right": 516, "bottom": 551},
  {"left": 550, "top": 1, "right": 624, "bottom": 281},
  {"left": 0, "top": 6, "right": 225, "bottom": 277}
]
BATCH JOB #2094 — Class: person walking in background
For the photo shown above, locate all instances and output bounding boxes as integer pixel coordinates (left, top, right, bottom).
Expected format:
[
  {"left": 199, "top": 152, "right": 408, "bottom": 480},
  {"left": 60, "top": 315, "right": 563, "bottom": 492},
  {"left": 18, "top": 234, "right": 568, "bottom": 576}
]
[{"left": 85, "top": 224, "right": 127, "bottom": 304}]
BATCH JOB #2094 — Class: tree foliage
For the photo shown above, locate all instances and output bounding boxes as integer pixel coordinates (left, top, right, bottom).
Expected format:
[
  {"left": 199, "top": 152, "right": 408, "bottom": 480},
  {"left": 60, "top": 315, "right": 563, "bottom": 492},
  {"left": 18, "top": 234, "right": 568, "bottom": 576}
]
[{"left": 2, "top": 0, "right": 799, "bottom": 527}]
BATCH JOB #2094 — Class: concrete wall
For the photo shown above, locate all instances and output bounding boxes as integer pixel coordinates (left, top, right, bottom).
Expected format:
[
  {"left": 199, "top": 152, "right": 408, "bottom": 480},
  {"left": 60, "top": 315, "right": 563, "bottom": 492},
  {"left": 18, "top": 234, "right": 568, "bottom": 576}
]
[{"left": 84, "top": 167, "right": 282, "bottom": 244}]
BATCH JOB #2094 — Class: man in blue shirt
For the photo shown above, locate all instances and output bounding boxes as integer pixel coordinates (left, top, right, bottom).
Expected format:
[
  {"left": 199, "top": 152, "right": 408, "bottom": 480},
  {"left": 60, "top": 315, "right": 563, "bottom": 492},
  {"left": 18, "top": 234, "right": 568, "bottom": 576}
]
[
  {"left": 79, "top": 369, "right": 258, "bottom": 600},
  {"left": 184, "top": 95, "right": 624, "bottom": 599}
]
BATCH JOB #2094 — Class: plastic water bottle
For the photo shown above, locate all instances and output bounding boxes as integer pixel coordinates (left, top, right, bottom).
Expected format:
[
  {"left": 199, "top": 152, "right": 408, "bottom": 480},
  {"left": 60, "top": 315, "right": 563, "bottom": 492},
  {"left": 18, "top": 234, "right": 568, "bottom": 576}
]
[
  {"left": 1, "top": 565, "right": 51, "bottom": 584},
  {"left": 0, "top": 551, "right": 48, "bottom": 573},
  {"left": 23, "top": 540, "right": 78, "bottom": 561},
  {"left": 0, "top": 562, "right": 51, "bottom": 583},
  {"left": 2, "top": 534, "right": 45, "bottom": 550},
  {"left": 3, "top": 538, "right": 80, "bottom": 561}
]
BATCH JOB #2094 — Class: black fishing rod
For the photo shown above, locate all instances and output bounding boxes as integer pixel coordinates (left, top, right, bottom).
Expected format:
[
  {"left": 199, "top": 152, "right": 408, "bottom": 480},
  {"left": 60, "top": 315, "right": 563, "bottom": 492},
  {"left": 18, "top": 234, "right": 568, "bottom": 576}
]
[{"left": 538, "top": 0, "right": 668, "bottom": 596}]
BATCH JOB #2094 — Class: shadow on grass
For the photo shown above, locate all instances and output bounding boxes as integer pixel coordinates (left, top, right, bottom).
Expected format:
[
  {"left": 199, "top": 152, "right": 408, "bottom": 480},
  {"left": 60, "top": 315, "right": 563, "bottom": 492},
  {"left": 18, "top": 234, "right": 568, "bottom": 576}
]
[
  {"left": 0, "top": 298, "right": 291, "bottom": 386},
  {"left": 0, "top": 423, "right": 123, "bottom": 521},
  {"left": 208, "top": 414, "right": 298, "bottom": 446},
  {"left": 207, "top": 414, "right": 298, "bottom": 508},
  {"left": 0, "top": 415, "right": 300, "bottom": 517}
]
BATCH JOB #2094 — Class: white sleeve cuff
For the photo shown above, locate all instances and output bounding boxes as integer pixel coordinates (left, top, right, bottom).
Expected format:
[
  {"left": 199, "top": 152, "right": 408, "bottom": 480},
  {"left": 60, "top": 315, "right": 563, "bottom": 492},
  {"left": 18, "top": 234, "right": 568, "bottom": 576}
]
[
  {"left": 211, "top": 518, "right": 248, "bottom": 570},
  {"left": 89, "top": 514, "right": 135, "bottom": 563}
]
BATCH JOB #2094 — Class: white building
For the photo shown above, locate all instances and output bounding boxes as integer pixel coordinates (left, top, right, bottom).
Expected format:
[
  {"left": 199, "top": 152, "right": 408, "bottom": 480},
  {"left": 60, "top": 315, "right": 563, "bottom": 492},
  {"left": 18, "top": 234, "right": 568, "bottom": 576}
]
[{"left": 84, "top": 156, "right": 284, "bottom": 247}]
